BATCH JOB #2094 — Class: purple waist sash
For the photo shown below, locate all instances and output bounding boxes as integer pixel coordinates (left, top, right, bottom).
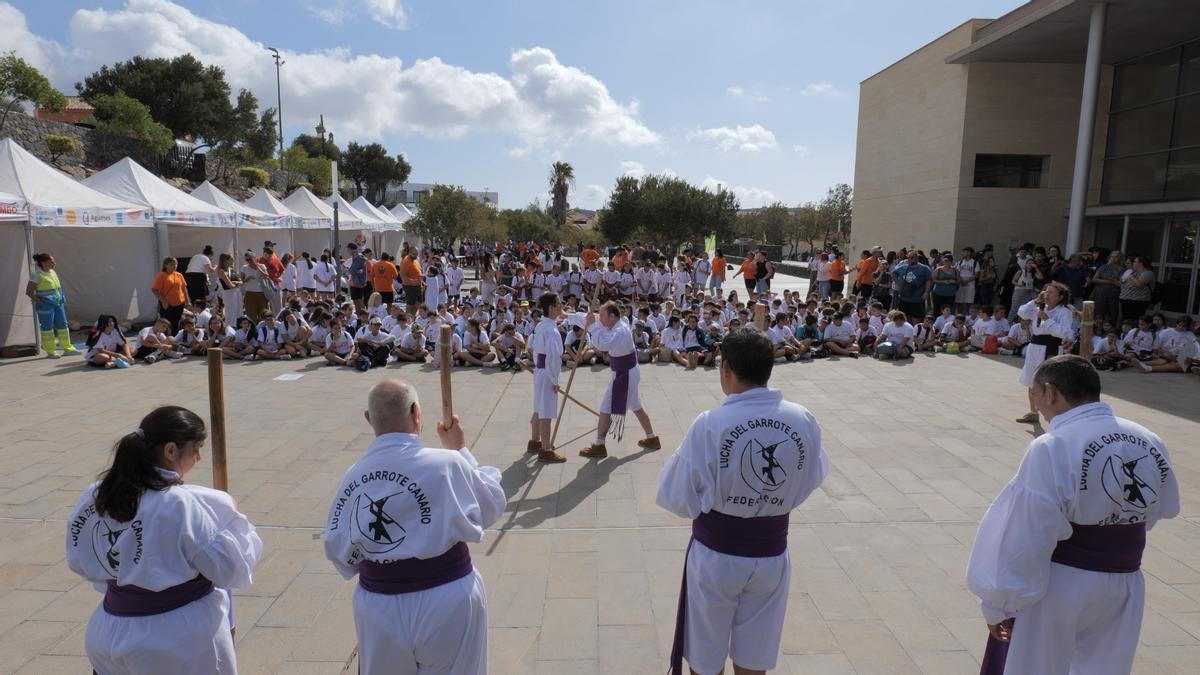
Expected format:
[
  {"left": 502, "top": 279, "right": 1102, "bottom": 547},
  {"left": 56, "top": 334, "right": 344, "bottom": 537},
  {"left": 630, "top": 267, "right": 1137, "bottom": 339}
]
[
  {"left": 536, "top": 353, "right": 547, "bottom": 369},
  {"left": 103, "top": 575, "right": 214, "bottom": 617},
  {"left": 358, "top": 541, "right": 474, "bottom": 595},
  {"left": 980, "top": 522, "right": 1147, "bottom": 675},
  {"left": 670, "top": 511, "right": 790, "bottom": 674},
  {"left": 607, "top": 352, "right": 638, "bottom": 416}
]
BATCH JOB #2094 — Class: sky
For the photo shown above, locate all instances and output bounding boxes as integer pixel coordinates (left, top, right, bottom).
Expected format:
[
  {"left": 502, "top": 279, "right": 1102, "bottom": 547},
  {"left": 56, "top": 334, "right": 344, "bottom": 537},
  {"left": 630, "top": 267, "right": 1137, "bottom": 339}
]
[{"left": 3, "top": 0, "right": 1025, "bottom": 210}]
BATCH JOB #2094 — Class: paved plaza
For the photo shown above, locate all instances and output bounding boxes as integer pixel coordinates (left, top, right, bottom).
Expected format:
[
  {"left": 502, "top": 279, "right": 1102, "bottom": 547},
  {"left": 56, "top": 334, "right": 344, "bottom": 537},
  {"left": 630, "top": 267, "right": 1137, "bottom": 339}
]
[{"left": 1, "top": 319, "right": 1200, "bottom": 674}]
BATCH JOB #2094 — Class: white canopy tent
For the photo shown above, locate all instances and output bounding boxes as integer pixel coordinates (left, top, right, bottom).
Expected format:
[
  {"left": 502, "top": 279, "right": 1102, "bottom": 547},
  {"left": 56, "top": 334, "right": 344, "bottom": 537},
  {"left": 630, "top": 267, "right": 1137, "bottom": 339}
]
[
  {"left": 388, "top": 203, "right": 421, "bottom": 254},
  {"left": 0, "top": 191, "right": 32, "bottom": 348},
  {"left": 83, "top": 158, "right": 237, "bottom": 265},
  {"left": 281, "top": 187, "right": 336, "bottom": 256},
  {"left": 0, "top": 139, "right": 155, "bottom": 334},
  {"left": 191, "top": 181, "right": 292, "bottom": 257},
  {"left": 325, "top": 193, "right": 373, "bottom": 254}
]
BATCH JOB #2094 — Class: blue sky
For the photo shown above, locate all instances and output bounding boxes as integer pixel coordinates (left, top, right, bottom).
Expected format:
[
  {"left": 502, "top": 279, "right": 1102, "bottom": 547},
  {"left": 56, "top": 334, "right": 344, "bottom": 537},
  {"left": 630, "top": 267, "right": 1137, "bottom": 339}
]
[{"left": 4, "top": 0, "right": 1024, "bottom": 209}]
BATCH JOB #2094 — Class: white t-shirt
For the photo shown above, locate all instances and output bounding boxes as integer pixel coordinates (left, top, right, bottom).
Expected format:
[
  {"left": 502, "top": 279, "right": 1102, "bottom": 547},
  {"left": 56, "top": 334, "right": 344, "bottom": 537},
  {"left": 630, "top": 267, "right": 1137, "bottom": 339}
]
[
  {"left": 87, "top": 331, "right": 126, "bottom": 361},
  {"left": 823, "top": 322, "right": 855, "bottom": 344},
  {"left": 298, "top": 259, "right": 317, "bottom": 288},
  {"left": 880, "top": 322, "right": 915, "bottom": 345},
  {"left": 136, "top": 327, "right": 167, "bottom": 350},
  {"left": 185, "top": 254, "right": 212, "bottom": 274},
  {"left": 400, "top": 332, "right": 425, "bottom": 351},
  {"left": 325, "top": 330, "right": 355, "bottom": 355}
]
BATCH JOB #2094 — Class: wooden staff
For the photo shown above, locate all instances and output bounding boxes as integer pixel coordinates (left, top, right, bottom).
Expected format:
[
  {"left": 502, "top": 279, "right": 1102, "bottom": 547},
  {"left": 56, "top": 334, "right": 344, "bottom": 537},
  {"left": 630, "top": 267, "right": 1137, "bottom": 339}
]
[
  {"left": 559, "top": 389, "right": 601, "bottom": 418},
  {"left": 206, "top": 349, "right": 228, "bottom": 492},
  {"left": 439, "top": 323, "right": 454, "bottom": 426},
  {"left": 1080, "top": 300, "right": 1095, "bottom": 361},
  {"left": 754, "top": 302, "right": 767, "bottom": 332},
  {"left": 549, "top": 282, "right": 603, "bottom": 449}
]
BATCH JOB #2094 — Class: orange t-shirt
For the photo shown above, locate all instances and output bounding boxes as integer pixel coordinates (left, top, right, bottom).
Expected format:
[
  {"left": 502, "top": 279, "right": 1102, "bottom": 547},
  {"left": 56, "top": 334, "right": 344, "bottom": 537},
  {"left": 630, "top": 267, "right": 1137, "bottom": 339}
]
[
  {"left": 581, "top": 248, "right": 600, "bottom": 268},
  {"left": 371, "top": 260, "right": 398, "bottom": 292},
  {"left": 712, "top": 256, "right": 727, "bottom": 279},
  {"left": 856, "top": 257, "right": 879, "bottom": 285},
  {"left": 612, "top": 252, "right": 628, "bottom": 270},
  {"left": 830, "top": 259, "right": 849, "bottom": 282},
  {"left": 399, "top": 256, "right": 423, "bottom": 287},
  {"left": 740, "top": 259, "right": 757, "bottom": 280},
  {"left": 152, "top": 271, "right": 188, "bottom": 307}
]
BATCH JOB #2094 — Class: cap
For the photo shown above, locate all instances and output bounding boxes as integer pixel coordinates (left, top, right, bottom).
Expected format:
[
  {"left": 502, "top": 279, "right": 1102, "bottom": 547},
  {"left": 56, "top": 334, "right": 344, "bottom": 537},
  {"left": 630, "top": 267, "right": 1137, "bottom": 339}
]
[
  {"left": 263, "top": 241, "right": 277, "bottom": 248},
  {"left": 870, "top": 245, "right": 882, "bottom": 253},
  {"left": 369, "top": 316, "right": 382, "bottom": 325},
  {"left": 348, "top": 243, "right": 358, "bottom": 250}
]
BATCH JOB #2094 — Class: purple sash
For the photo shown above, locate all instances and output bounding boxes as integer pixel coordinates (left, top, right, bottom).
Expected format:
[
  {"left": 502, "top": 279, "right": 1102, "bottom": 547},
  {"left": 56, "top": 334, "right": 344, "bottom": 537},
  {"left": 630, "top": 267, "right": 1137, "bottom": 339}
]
[
  {"left": 670, "top": 511, "right": 789, "bottom": 675},
  {"left": 358, "top": 541, "right": 474, "bottom": 595},
  {"left": 607, "top": 352, "right": 637, "bottom": 416},
  {"left": 536, "top": 353, "right": 547, "bottom": 369},
  {"left": 103, "top": 575, "right": 214, "bottom": 617},
  {"left": 979, "top": 522, "right": 1146, "bottom": 675}
]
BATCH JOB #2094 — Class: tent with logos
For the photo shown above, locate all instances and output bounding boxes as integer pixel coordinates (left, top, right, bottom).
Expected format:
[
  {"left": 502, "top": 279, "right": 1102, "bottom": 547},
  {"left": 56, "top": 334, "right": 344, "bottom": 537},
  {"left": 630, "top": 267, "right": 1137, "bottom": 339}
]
[
  {"left": 281, "top": 187, "right": 337, "bottom": 256},
  {"left": 191, "top": 181, "right": 292, "bottom": 257},
  {"left": 0, "top": 139, "right": 155, "bottom": 338},
  {"left": 83, "top": 158, "right": 237, "bottom": 263},
  {"left": 325, "top": 193, "right": 373, "bottom": 255},
  {"left": 351, "top": 195, "right": 407, "bottom": 255}
]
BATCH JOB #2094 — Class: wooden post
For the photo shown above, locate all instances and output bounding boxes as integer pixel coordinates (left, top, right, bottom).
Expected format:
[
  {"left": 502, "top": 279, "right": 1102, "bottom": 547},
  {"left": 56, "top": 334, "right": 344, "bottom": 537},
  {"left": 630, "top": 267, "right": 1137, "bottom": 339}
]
[
  {"left": 754, "top": 302, "right": 767, "bottom": 332},
  {"left": 439, "top": 324, "right": 454, "bottom": 425},
  {"left": 1080, "top": 300, "right": 1095, "bottom": 361},
  {"left": 206, "top": 349, "right": 228, "bottom": 492},
  {"left": 549, "top": 282, "right": 603, "bottom": 450}
]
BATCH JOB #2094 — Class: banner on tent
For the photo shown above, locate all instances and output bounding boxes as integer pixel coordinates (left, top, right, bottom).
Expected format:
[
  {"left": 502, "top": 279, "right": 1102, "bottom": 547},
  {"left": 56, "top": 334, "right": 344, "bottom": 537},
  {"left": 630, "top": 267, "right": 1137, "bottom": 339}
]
[{"left": 31, "top": 207, "right": 152, "bottom": 227}]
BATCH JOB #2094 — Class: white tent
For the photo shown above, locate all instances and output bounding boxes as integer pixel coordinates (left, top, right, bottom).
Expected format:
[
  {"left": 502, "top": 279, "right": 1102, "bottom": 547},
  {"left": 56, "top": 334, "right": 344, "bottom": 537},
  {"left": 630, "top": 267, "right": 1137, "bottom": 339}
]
[
  {"left": 191, "top": 181, "right": 292, "bottom": 256},
  {"left": 83, "top": 158, "right": 237, "bottom": 269},
  {"left": 281, "top": 187, "right": 335, "bottom": 256},
  {"left": 0, "top": 191, "right": 32, "bottom": 347},
  {"left": 323, "top": 193, "right": 374, "bottom": 254},
  {"left": 0, "top": 139, "right": 155, "bottom": 334},
  {"left": 388, "top": 203, "right": 420, "bottom": 255}
]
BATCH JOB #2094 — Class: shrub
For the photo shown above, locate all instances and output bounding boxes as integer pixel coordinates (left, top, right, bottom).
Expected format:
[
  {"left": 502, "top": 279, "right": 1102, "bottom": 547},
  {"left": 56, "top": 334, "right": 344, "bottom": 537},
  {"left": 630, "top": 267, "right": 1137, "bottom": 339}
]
[
  {"left": 237, "top": 166, "right": 270, "bottom": 188},
  {"left": 44, "top": 134, "right": 76, "bottom": 164},
  {"left": 294, "top": 182, "right": 314, "bottom": 192}
]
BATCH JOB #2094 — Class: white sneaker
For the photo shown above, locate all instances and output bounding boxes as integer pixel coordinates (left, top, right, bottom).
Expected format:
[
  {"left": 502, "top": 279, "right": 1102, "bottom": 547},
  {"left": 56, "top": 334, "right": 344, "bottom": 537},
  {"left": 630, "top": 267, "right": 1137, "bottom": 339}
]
[
  {"left": 167, "top": 351, "right": 185, "bottom": 360},
  {"left": 243, "top": 354, "right": 255, "bottom": 362},
  {"left": 1139, "top": 360, "right": 1153, "bottom": 373},
  {"left": 144, "top": 354, "right": 158, "bottom": 364},
  {"left": 45, "top": 351, "right": 61, "bottom": 359},
  {"left": 483, "top": 360, "right": 499, "bottom": 368},
  {"left": 280, "top": 354, "right": 292, "bottom": 360},
  {"left": 998, "top": 348, "right": 1013, "bottom": 356},
  {"left": 386, "top": 355, "right": 397, "bottom": 365}
]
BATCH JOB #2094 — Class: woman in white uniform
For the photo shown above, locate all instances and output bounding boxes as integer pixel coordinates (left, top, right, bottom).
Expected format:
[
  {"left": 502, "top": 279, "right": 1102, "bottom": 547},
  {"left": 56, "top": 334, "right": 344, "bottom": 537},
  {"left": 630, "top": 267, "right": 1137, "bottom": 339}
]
[
  {"left": 65, "top": 406, "right": 263, "bottom": 675},
  {"left": 1016, "top": 281, "right": 1074, "bottom": 424}
]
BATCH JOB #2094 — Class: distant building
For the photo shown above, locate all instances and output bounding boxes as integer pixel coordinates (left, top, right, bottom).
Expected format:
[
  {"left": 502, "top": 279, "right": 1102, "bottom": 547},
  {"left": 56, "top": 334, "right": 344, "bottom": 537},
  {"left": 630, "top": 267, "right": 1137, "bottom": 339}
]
[
  {"left": 35, "top": 96, "right": 94, "bottom": 126},
  {"left": 852, "top": 0, "right": 1200, "bottom": 316},
  {"left": 565, "top": 208, "right": 598, "bottom": 231},
  {"left": 382, "top": 182, "right": 498, "bottom": 208}
]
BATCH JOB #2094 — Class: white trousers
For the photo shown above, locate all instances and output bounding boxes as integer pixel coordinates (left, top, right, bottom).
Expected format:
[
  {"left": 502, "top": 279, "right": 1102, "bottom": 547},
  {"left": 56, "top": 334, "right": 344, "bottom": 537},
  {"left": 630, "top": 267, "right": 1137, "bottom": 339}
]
[
  {"left": 533, "top": 369, "right": 558, "bottom": 419},
  {"left": 354, "top": 570, "right": 488, "bottom": 675},
  {"left": 1005, "top": 563, "right": 1144, "bottom": 675},
  {"left": 1018, "top": 343, "right": 1050, "bottom": 387},
  {"left": 86, "top": 589, "right": 236, "bottom": 675},
  {"left": 684, "top": 541, "right": 790, "bottom": 675},
  {"left": 599, "top": 365, "right": 642, "bottom": 414}
]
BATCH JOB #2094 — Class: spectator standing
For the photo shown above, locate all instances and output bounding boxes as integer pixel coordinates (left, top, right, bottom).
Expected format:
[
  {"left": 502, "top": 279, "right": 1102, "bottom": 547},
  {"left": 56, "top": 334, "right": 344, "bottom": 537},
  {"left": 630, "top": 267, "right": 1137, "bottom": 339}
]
[
  {"left": 240, "top": 251, "right": 270, "bottom": 322},
  {"left": 893, "top": 250, "right": 932, "bottom": 321},
  {"left": 1090, "top": 250, "right": 1124, "bottom": 328},
  {"left": 346, "top": 243, "right": 368, "bottom": 310},
  {"left": 216, "top": 253, "right": 243, "bottom": 322},
  {"left": 399, "top": 249, "right": 424, "bottom": 307},
  {"left": 258, "top": 243, "right": 284, "bottom": 314},
  {"left": 931, "top": 255, "right": 959, "bottom": 316},
  {"left": 954, "top": 247, "right": 978, "bottom": 314},
  {"left": 1054, "top": 254, "right": 1090, "bottom": 310},
  {"left": 1119, "top": 255, "right": 1155, "bottom": 322},
  {"left": 184, "top": 245, "right": 216, "bottom": 304},
  {"left": 152, "top": 256, "right": 190, "bottom": 334},
  {"left": 25, "top": 252, "right": 78, "bottom": 358},
  {"left": 856, "top": 247, "right": 880, "bottom": 299}
]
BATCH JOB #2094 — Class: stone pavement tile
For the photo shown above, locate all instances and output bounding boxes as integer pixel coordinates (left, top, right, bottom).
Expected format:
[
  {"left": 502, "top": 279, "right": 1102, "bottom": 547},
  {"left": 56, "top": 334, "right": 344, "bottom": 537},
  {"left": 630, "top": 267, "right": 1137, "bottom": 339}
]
[
  {"left": 19, "top": 560, "right": 80, "bottom": 592},
  {"left": 535, "top": 659, "right": 598, "bottom": 674},
  {"left": 939, "top": 617, "right": 989, "bottom": 660},
  {"left": 274, "top": 661, "right": 346, "bottom": 674},
  {"left": 597, "top": 624, "right": 662, "bottom": 674},
  {"left": 594, "top": 530, "right": 645, "bottom": 573},
  {"left": 1145, "top": 574, "right": 1200, "bottom": 614},
  {"left": 546, "top": 552, "right": 597, "bottom": 599},
  {"left": 231, "top": 595, "right": 277, "bottom": 644},
  {"left": 538, "top": 598, "right": 597, "bottom": 661},
  {"left": 28, "top": 582, "right": 94, "bottom": 622},
  {"left": 0, "top": 564, "right": 47, "bottom": 595},
  {"left": 863, "top": 590, "right": 960, "bottom": 652},
  {"left": 287, "top": 599, "right": 357, "bottom": 663},
  {"left": 1164, "top": 612, "right": 1200, "bottom": 640},
  {"left": 1145, "top": 547, "right": 1200, "bottom": 585},
  {"left": 487, "top": 573, "right": 548, "bottom": 628},
  {"left": 798, "top": 566, "right": 878, "bottom": 622},
  {"left": 597, "top": 572, "right": 653, "bottom": 625},
  {"left": 830, "top": 545, "right": 907, "bottom": 592},
  {"left": 233, "top": 625, "right": 307, "bottom": 675},
  {"left": 779, "top": 593, "right": 839, "bottom": 654},
  {"left": 893, "top": 564, "right": 980, "bottom": 621},
  {"left": 1133, "top": 645, "right": 1200, "bottom": 674},
  {"left": 489, "top": 626, "right": 538, "bottom": 675},
  {"left": 257, "top": 572, "right": 344, "bottom": 628},
  {"left": 827, "top": 619, "right": 921, "bottom": 674},
  {"left": 909, "top": 649, "right": 981, "bottom": 674},
  {"left": 44, "top": 620, "right": 86, "bottom": 656},
  {"left": 233, "top": 548, "right": 307, "bottom": 597},
  {"left": 0, "top": 618, "right": 80, "bottom": 673},
  {"left": 1142, "top": 608, "right": 1200, "bottom": 646},
  {"left": 13, "top": 654, "right": 92, "bottom": 674},
  {"left": 781, "top": 652, "right": 857, "bottom": 674},
  {"left": 905, "top": 492, "right": 970, "bottom": 521}
]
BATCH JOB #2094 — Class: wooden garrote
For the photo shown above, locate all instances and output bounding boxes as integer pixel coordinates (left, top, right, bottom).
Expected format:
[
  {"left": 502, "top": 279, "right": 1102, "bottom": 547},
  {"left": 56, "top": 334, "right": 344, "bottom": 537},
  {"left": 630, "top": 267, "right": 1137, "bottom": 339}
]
[
  {"left": 549, "top": 282, "right": 603, "bottom": 449},
  {"left": 1080, "top": 300, "right": 1095, "bottom": 360},
  {"left": 206, "top": 349, "right": 228, "bottom": 492},
  {"left": 439, "top": 324, "right": 454, "bottom": 426}
]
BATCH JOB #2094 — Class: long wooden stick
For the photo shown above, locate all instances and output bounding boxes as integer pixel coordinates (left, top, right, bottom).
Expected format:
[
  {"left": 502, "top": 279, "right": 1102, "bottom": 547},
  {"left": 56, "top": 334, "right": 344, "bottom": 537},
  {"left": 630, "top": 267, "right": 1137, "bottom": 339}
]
[
  {"left": 439, "top": 323, "right": 454, "bottom": 425},
  {"left": 549, "top": 282, "right": 603, "bottom": 449},
  {"left": 559, "top": 389, "right": 601, "bottom": 418},
  {"left": 206, "top": 349, "right": 228, "bottom": 492}
]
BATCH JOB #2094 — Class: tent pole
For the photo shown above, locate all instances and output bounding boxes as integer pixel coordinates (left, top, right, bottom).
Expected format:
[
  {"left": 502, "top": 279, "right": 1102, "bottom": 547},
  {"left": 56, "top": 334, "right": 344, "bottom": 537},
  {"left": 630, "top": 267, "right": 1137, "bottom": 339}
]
[{"left": 24, "top": 208, "right": 38, "bottom": 349}]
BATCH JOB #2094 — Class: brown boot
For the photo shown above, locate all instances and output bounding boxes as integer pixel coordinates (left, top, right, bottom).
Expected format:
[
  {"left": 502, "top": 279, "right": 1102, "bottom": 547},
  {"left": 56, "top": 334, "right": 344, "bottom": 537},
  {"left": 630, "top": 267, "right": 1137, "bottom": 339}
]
[
  {"left": 538, "top": 448, "right": 567, "bottom": 463},
  {"left": 1015, "top": 412, "right": 1040, "bottom": 424},
  {"left": 579, "top": 443, "right": 608, "bottom": 458},
  {"left": 527, "top": 439, "right": 543, "bottom": 454},
  {"left": 637, "top": 436, "right": 661, "bottom": 450}
]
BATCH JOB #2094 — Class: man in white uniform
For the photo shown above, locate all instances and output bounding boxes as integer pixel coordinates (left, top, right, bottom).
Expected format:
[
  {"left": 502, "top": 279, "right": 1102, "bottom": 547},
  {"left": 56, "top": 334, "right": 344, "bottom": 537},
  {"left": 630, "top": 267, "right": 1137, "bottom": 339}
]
[
  {"left": 656, "top": 329, "right": 829, "bottom": 675},
  {"left": 579, "top": 301, "right": 662, "bottom": 458},
  {"left": 325, "top": 379, "right": 506, "bottom": 675},
  {"left": 967, "top": 355, "right": 1179, "bottom": 675},
  {"left": 528, "top": 292, "right": 567, "bottom": 463}
]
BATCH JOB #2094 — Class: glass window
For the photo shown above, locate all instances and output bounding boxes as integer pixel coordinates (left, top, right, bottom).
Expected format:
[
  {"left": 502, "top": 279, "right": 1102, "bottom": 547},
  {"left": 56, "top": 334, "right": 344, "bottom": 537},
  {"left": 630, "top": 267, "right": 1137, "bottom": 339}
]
[
  {"left": 1112, "top": 46, "right": 1181, "bottom": 109},
  {"left": 1171, "top": 94, "right": 1200, "bottom": 149},
  {"left": 1182, "top": 41, "right": 1200, "bottom": 96},
  {"left": 1108, "top": 102, "right": 1175, "bottom": 157},
  {"left": 1125, "top": 217, "right": 1165, "bottom": 264},
  {"left": 1092, "top": 218, "right": 1124, "bottom": 252},
  {"left": 1158, "top": 267, "right": 1193, "bottom": 313},
  {"left": 1102, "top": 153, "right": 1169, "bottom": 203},
  {"left": 1165, "top": 219, "right": 1198, "bottom": 265},
  {"left": 972, "top": 154, "right": 1047, "bottom": 188},
  {"left": 1166, "top": 148, "right": 1200, "bottom": 202}
]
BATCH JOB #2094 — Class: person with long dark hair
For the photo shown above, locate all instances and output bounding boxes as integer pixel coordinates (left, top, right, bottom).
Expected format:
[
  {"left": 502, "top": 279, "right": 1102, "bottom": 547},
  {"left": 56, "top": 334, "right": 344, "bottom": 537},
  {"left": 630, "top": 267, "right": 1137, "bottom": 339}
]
[
  {"left": 84, "top": 314, "right": 133, "bottom": 368},
  {"left": 65, "top": 406, "right": 262, "bottom": 674},
  {"left": 26, "top": 252, "right": 78, "bottom": 358}
]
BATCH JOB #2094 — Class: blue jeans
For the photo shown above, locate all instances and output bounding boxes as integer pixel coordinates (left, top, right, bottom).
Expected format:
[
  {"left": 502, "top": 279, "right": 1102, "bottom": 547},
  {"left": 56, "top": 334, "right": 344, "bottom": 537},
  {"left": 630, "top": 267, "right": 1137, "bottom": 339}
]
[
  {"left": 35, "top": 293, "right": 68, "bottom": 330},
  {"left": 755, "top": 278, "right": 770, "bottom": 293}
]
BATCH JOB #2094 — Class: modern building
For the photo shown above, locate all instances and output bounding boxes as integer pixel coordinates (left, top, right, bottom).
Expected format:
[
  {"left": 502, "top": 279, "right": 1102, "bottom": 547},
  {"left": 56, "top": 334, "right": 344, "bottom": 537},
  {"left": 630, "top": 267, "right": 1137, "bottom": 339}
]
[
  {"left": 382, "top": 182, "right": 498, "bottom": 209},
  {"left": 852, "top": 0, "right": 1200, "bottom": 316}
]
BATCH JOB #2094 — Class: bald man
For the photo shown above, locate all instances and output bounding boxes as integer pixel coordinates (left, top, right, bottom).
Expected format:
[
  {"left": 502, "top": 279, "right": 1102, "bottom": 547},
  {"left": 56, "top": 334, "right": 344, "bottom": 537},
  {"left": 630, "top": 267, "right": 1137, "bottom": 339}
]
[{"left": 324, "top": 379, "right": 506, "bottom": 674}]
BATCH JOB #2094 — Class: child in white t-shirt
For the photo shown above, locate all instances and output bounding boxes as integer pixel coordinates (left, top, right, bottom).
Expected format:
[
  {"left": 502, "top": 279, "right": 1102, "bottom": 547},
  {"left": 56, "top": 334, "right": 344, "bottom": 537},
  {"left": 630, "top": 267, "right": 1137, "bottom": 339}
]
[
  {"left": 135, "top": 318, "right": 181, "bottom": 364},
  {"left": 85, "top": 315, "right": 133, "bottom": 368},
  {"left": 323, "top": 319, "right": 357, "bottom": 366},
  {"left": 876, "top": 310, "right": 915, "bottom": 359}
]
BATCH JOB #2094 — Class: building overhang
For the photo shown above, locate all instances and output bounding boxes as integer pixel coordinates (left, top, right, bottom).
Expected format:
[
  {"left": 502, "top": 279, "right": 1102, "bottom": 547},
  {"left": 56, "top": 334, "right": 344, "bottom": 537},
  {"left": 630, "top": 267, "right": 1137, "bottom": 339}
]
[
  {"left": 1087, "top": 201, "right": 1200, "bottom": 217},
  {"left": 946, "top": 0, "right": 1200, "bottom": 65}
]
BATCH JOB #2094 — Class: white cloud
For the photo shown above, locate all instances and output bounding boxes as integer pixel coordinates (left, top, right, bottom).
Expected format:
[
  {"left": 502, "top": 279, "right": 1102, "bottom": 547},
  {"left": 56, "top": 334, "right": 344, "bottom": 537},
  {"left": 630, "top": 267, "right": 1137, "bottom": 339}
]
[
  {"left": 582, "top": 183, "right": 607, "bottom": 207},
  {"left": 362, "top": 0, "right": 408, "bottom": 29},
  {"left": 620, "top": 160, "right": 647, "bottom": 179},
  {"left": 700, "top": 176, "right": 776, "bottom": 208},
  {"left": 801, "top": 81, "right": 838, "bottom": 97},
  {"left": 726, "top": 86, "right": 744, "bottom": 98},
  {"left": 306, "top": 2, "right": 350, "bottom": 26},
  {"left": 305, "top": 0, "right": 405, "bottom": 29},
  {"left": 3, "top": 0, "right": 658, "bottom": 147},
  {"left": 689, "top": 124, "right": 777, "bottom": 153},
  {"left": 726, "top": 85, "right": 769, "bottom": 103},
  {"left": 792, "top": 144, "right": 810, "bottom": 157}
]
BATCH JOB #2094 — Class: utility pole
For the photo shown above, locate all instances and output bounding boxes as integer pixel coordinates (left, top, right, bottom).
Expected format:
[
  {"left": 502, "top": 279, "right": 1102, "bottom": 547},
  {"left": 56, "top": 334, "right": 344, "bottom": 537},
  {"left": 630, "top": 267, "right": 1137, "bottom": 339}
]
[
  {"left": 316, "top": 115, "right": 327, "bottom": 157},
  {"left": 267, "top": 47, "right": 285, "bottom": 175}
]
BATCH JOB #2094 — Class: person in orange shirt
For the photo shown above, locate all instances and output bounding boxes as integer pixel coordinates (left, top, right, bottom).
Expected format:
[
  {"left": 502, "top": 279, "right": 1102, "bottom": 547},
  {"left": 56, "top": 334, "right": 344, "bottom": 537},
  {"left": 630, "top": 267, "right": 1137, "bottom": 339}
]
[
  {"left": 709, "top": 250, "right": 727, "bottom": 293},
  {"left": 855, "top": 247, "right": 881, "bottom": 299},
  {"left": 371, "top": 253, "right": 399, "bottom": 305},
  {"left": 581, "top": 244, "right": 600, "bottom": 270},
  {"left": 612, "top": 247, "right": 629, "bottom": 271},
  {"left": 152, "top": 256, "right": 190, "bottom": 333},
  {"left": 399, "top": 252, "right": 424, "bottom": 308},
  {"left": 731, "top": 257, "right": 757, "bottom": 294},
  {"left": 829, "top": 254, "right": 849, "bottom": 298}
]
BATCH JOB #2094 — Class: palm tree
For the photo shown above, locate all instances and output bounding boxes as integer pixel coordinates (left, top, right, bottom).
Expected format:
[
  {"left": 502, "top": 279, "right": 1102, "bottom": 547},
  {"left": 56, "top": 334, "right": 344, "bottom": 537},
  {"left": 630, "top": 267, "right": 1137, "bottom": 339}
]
[{"left": 548, "top": 161, "right": 575, "bottom": 228}]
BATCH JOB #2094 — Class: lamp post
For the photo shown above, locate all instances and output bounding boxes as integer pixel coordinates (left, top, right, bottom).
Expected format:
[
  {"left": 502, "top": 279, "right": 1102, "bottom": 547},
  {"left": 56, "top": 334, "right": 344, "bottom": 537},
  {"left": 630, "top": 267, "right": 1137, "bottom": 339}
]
[{"left": 267, "top": 47, "right": 285, "bottom": 174}]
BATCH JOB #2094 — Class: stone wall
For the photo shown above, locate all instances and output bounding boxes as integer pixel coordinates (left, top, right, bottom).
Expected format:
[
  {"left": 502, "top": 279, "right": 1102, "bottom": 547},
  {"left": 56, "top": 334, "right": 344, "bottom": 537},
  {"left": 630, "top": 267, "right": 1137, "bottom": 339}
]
[{"left": 0, "top": 112, "right": 154, "bottom": 178}]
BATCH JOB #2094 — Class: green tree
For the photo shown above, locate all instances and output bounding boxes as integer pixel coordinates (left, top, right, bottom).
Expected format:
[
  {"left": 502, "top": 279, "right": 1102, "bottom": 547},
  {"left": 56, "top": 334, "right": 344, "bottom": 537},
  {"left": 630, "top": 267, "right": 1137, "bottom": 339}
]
[
  {"left": 598, "top": 174, "right": 738, "bottom": 253},
  {"left": 77, "top": 55, "right": 233, "bottom": 142},
  {"left": 44, "top": 134, "right": 76, "bottom": 164},
  {"left": 548, "top": 161, "right": 575, "bottom": 227},
  {"left": 244, "top": 108, "right": 278, "bottom": 162},
  {"left": 281, "top": 143, "right": 332, "bottom": 196},
  {"left": 91, "top": 91, "right": 174, "bottom": 154},
  {"left": 237, "top": 166, "right": 270, "bottom": 188},
  {"left": 291, "top": 132, "right": 341, "bottom": 161},
  {"left": 500, "top": 202, "right": 557, "bottom": 243},
  {"left": 407, "top": 185, "right": 489, "bottom": 245},
  {"left": 0, "top": 52, "right": 66, "bottom": 131},
  {"left": 817, "top": 183, "right": 853, "bottom": 246}
]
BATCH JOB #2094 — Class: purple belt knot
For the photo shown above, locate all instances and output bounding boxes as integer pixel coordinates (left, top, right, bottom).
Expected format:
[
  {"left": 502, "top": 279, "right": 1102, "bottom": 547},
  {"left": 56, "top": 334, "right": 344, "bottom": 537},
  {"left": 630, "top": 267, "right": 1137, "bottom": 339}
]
[
  {"left": 670, "top": 511, "right": 790, "bottom": 674},
  {"left": 358, "top": 541, "right": 474, "bottom": 595},
  {"left": 103, "top": 575, "right": 214, "bottom": 617},
  {"left": 536, "top": 353, "right": 547, "bottom": 369},
  {"left": 607, "top": 352, "right": 638, "bottom": 416}
]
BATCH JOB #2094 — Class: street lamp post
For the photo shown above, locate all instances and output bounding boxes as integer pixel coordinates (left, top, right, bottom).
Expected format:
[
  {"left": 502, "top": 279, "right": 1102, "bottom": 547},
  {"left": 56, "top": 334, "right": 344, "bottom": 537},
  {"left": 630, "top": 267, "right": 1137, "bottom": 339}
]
[{"left": 267, "top": 47, "right": 285, "bottom": 175}]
